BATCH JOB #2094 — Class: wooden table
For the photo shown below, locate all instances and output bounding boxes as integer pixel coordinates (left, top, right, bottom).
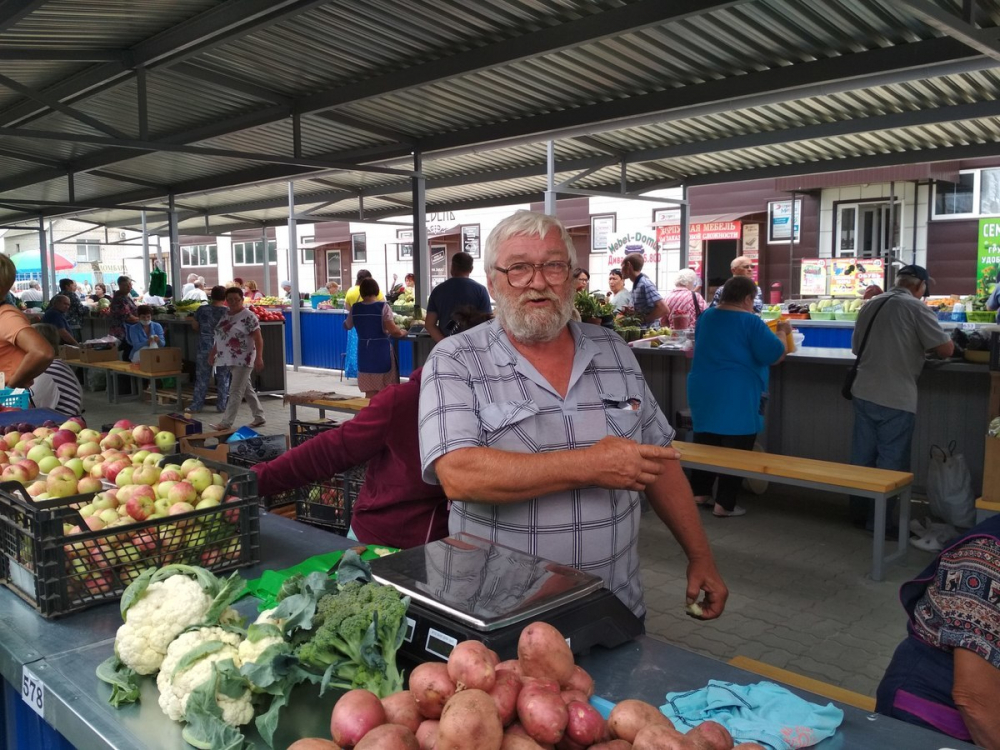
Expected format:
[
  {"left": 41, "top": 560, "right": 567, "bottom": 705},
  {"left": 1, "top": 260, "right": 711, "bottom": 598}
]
[{"left": 62, "top": 358, "right": 185, "bottom": 413}]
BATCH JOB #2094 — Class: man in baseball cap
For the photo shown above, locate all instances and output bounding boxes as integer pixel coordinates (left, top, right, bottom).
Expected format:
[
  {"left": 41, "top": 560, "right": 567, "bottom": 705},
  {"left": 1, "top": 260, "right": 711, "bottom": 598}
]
[{"left": 847, "top": 262, "right": 953, "bottom": 536}]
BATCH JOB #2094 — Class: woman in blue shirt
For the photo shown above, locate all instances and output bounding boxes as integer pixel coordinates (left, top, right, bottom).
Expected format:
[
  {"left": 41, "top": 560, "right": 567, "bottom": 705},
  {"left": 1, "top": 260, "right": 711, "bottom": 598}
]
[
  {"left": 126, "top": 305, "right": 165, "bottom": 363},
  {"left": 687, "top": 276, "right": 790, "bottom": 517}
]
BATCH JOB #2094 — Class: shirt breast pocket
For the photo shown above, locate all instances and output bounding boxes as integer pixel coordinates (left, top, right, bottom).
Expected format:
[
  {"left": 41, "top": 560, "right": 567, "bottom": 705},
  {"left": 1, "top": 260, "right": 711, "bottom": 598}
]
[
  {"left": 478, "top": 400, "right": 541, "bottom": 449},
  {"left": 601, "top": 392, "right": 642, "bottom": 441}
]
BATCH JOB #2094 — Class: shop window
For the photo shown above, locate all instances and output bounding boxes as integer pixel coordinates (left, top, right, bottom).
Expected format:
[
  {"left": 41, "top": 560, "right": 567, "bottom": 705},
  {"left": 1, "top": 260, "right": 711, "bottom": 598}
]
[
  {"left": 933, "top": 172, "right": 976, "bottom": 217},
  {"left": 76, "top": 239, "right": 100, "bottom": 262},
  {"left": 352, "top": 233, "right": 367, "bottom": 262},
  {"left": 835, "top": 202, "right": 899, "bottom": 258},
  {"left": 302, "top": 248, "right": 315, "bottom": 263},
  {"left": 181, "top": 244, "right": 217, "bottom": 267},
  {"left": 326, "top": 250, "right": 342, "bottom": 286},
  {"left": 233, "top": 240, "right": 277, "bottom": 265},
  {"left": 838, "top": 207, "right": 856, "bottom": 253},
  {"left": 980, "top": 169, "right": 1000, "bottom": 215}
]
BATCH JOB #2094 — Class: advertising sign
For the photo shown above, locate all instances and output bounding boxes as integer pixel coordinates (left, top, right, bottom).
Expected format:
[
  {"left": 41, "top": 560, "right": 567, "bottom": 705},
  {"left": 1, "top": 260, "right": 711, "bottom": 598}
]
[
  {"left": 978, "top": 218, "right": 1000, "bottom": 299},
  {"left": 591, "top": 214, "right": 615, "bottom": 252},
  {"left": 800, "top": 259, "right": 829, "bottom": 296},
  {"left": 461, "top": 224, "right": 480, "bottom": 258},
  {"left": 430, "top": 245, "right": 447, "bottom": 288},
  {"left": 656, "top": 221, "right": 742, "bottom": 249},
  {"left": 607, "top": 230, "right": 660, "bottom": 268},
  {"left": 768, "top": 200, "right": 802, "bottom": 243},
  {"left": 854, "top": 259, "right": 885, "bottom": 297},
  {"left": 742, "top": 224, "right": 759, "bottom": 283}
]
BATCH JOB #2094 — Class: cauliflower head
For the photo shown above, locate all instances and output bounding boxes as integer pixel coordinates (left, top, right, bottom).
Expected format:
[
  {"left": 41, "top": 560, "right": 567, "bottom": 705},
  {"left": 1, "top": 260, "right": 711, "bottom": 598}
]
[
  {"left": 156, "top": 627, "right": 253, "bottom": 727},
  {"left": 115, "top": 575, "right": 216, "bottom": 675},
  {"left": 237, "top": 608, "right": 286, "bottom": 666}
]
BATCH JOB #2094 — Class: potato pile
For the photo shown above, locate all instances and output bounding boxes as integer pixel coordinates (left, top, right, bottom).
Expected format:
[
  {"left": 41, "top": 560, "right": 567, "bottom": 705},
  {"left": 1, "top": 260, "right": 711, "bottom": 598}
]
[{"left": 290, "top": 621, "right": 763, "bottom": 750}]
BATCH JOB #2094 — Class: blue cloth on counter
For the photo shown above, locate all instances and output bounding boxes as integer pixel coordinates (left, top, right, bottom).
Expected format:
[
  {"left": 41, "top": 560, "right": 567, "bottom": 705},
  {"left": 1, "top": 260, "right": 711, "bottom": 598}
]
[{"left": 660, "top": 680, "right": 844, "bottom": 750}]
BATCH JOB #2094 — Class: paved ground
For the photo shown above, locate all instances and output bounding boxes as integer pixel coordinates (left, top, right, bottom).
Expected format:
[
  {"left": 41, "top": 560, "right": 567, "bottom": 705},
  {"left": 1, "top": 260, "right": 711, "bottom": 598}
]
[{"left": 77, "top": 366, "right": 936, "bottom": 700}]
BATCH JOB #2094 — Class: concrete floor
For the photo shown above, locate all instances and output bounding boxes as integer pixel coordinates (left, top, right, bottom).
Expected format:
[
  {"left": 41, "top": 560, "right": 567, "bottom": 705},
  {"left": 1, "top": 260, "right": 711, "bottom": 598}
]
[{"left": 75, "top": 365, "right": 935, "bottom": 700}]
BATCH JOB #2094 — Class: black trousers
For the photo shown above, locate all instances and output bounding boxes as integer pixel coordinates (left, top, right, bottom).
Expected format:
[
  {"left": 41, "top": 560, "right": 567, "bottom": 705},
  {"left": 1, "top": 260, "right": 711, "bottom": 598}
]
[{"left": 688, "top": 431, "right": 757, "bottom": 512}]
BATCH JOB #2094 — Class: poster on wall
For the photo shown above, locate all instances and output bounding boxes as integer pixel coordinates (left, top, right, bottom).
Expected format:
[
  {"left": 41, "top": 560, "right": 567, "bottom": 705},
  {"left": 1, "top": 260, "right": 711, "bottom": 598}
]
[
  {"left": 978, "top": 218, "right": 1000, "bottom": 299},
  {"left": 829, "top": 259, "right": 857, "bottom": 296},
  {"left": 768, "top": 200, "right": 802, "bottom": 243},
  {"left": 591, "top": 214, "right": 616, "bottom": 252},
  {"left": 430, "top": 245, "right": 447, "bottom": 288},
  {"left": 742, "top": 224, "right": 760, "bottom": 283},
  {"left": 854, "top": 258, "right": 885, "bottom": 297},
  {"left": 461, "top": 224, "right": 480, "bottom": 258},
  {"left": 396, "top": 229, "right": 413, "bottom": 261},
  {"left": 800, "top": 259, "right": 829, "bottom": 296}
]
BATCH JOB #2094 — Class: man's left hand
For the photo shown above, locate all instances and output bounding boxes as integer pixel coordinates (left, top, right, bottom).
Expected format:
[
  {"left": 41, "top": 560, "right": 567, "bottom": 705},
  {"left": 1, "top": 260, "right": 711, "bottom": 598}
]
[{"left": 685, "top": 558, "right": 728, "bottom": 620}]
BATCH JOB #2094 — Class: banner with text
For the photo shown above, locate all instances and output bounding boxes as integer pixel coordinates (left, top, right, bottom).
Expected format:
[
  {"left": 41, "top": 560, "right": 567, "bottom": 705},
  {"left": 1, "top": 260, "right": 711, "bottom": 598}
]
[{"left": 978, "top": 218, "right": 1000, "bottom": 299}]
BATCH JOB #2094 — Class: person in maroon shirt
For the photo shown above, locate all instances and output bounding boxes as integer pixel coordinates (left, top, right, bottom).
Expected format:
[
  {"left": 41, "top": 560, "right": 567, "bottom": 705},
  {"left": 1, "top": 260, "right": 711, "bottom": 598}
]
[{"left": 252, "top": 368, "right": 448, "bottom": 548}]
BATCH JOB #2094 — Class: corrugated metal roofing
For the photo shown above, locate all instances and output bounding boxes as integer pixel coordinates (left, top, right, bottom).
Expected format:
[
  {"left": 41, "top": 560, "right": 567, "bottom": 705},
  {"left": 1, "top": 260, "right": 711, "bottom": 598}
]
[{"left": 3, "top": 0, "right": 1000, "bottom": 232}]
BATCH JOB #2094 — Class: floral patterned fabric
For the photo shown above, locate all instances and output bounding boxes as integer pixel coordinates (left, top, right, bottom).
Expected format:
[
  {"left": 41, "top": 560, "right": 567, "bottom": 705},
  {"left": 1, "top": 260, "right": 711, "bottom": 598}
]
[
  {"left": 109, "top": 293, "right": 137, "bottom": 340},
  {"left": 213, "top": 307, "right": 261, "bottom": 367}
]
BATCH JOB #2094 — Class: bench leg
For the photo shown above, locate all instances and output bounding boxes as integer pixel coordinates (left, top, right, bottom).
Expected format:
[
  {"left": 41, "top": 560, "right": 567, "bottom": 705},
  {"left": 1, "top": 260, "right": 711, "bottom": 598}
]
[
  {"left": 150, "top": 377, "right": 158, "bottom": 414},
  {"left": 871, "top": 496, "right": 887, "bottom": 582},
  {"left": 885, "top": 487, "right": 910, "bottom": 565}
]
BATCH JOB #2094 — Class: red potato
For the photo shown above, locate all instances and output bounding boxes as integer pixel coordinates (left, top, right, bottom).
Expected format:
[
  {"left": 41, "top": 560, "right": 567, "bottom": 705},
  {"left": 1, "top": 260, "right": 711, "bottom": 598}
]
[
  {"left": 354, "top": 724, "right": 420, "bottom": 750},
  {"left": 415, "top": 720, "right": 439, "bottom": 750},
  {"left": 517, "top": 685, "right": 569, "bottom": 745},
  {"left": 554, "top": 738, "right": 586, "bottom": 750},
  {"left": 518, "top": 622, "right": 575, "bottom": 685},
  {"left": 382, "top": 691, "right": 423, "bottom": 734},
  {"left": 486, "top": 648, "right": 501, "bottom": 666},
  {"left": 521, "top": 678, "right": 560, "bottom": 695},
  {"left": 501, "top": 736, "right": 546, "bottom": 750},
  {"left": 489, "top": 668, "right": 523, "bottom": 726},
  {"left": 590, "top": 742, "right": 633, "bottom": 750},
  {"left": 410, "top": 661, "right": 457, "bottom": 719},
  {"left": 559, "top": 689, "right": 589, "bottom": 705},
  {"left": 607, "top": 700, "right": 675, "bottom": 743},
  {"left": 496, "top": 660, "right": 523, "bottom": 678},
  {"left": 331, "top": 689, "right": 386, "bottom": 747},
  {"left": 448, "top": 640, "right": 497, "bottom": 692},
  {"left": 632, "top": 725, "right": 691, "bottom": 750},
  {"left": 565, "top": 700, "right": 606, "bottom": 746},
  {"left": 436, "top": 688, "right": 504, "bottom": 750},
  {"left": 563, "top": 666, "right": 594, "bottom": 697},
  {"left": 688, "top": 721, "right": 734, "bottom": 750},
  {"left": 287, "top": 741, "right": 342, "bottom": 750}
]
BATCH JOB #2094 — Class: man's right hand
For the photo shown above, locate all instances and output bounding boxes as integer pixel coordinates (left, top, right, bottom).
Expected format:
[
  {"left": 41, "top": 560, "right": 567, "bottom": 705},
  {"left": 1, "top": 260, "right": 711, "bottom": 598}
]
[{"left": 587, "top": 436, "right": 680, "bottom": 491}]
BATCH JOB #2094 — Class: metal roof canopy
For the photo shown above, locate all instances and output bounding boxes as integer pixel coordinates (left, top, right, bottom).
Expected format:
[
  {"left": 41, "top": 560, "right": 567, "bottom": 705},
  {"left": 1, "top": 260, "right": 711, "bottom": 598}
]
[{"left": 2, "top": 0, "right": 1000, "bottom": 235}]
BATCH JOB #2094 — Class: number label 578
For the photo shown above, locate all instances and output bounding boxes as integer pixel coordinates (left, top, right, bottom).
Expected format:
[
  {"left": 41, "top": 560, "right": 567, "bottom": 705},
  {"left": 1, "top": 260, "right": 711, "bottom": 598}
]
[{"left": 21, "top": 667, "right": 45, "bottom": 717}]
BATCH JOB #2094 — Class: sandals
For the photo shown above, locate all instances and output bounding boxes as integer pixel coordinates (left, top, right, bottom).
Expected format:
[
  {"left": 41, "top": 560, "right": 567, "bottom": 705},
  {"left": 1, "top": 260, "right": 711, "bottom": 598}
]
[
  {"left": 713, "top": 504, "right": 746, "bottom": 518},
  {"left": 249, "top": 418, "right": 266, "bottom": 428}
]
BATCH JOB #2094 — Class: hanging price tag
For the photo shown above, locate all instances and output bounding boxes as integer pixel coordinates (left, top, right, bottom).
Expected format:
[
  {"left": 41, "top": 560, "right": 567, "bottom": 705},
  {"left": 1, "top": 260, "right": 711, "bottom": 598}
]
[
  {"left": 962, "top": 323, "right": 977, "bottom": 331},
  {"left": 21, "top": 666, "right": 45, "bottom": 717}
]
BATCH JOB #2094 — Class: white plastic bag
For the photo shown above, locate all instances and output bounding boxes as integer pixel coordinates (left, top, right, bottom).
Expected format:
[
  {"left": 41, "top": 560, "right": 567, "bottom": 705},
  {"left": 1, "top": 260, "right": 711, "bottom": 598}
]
[{"left": 927, "top": 442, "right": 976, "bottom": 529}]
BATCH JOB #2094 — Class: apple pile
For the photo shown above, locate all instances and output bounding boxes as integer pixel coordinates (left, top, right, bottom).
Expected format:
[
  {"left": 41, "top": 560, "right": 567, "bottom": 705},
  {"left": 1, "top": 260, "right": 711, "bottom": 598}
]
[{"left": 62, "top": 455, "right": 246, "bottom": 597}]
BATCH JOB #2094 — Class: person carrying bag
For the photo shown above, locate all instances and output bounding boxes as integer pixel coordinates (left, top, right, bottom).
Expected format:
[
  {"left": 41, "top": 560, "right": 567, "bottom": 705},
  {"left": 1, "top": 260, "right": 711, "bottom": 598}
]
[{"left": 842, "top": 296, "right": 893, "bottom": 400}]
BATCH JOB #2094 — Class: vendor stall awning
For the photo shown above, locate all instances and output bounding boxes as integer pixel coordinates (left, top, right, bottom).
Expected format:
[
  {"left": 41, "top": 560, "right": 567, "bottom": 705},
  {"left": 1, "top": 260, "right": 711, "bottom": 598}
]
[{"left": 9, "top": 250, "right": 75, "bottom": 272}]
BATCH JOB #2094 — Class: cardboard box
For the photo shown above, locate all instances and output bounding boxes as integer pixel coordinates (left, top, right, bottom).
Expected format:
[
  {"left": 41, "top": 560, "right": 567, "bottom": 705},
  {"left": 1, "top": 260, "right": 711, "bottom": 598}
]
[
  {"left": 984, "top": 436, "right": 1000, "bottom": 504},
  {"left": 180, "top": 429, "right": 234, "bottom": 463},
  {"left": 60, "top": 345, "right": 81, "bottom": 360},
  {"left": 139, "top": 347, "right": 182, "bottom": 374},
  {"left": 80, "top": 347, "right": 119, "bottom": 364},
  {"left": 158, "top": 413, "right": 203, "bottom": 437}
]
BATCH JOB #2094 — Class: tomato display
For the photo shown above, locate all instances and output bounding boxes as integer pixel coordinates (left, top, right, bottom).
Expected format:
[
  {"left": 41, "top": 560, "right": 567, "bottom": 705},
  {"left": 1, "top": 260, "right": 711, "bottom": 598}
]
[{"left": 249, "top": 306, "right": 286, "bottom": 322}]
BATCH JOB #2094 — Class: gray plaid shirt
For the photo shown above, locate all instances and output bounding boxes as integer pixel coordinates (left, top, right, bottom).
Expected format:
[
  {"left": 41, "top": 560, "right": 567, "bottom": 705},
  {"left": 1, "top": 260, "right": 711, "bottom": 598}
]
[{"left": 418, "top": 319, "right": 674, "bottom": 617}]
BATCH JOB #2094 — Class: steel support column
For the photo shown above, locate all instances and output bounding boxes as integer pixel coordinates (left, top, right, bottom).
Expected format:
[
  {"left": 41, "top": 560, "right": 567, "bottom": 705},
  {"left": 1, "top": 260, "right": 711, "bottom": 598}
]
[
  {"left": 680, "top": 186, "right": 690, "bottom": 269},
  {"left": 141, "top": 211, "right": 150, "bottom": 295},
  {"left": 47, "top": 220, "right": 56, "bottom": 294},
  {"left": 261, "top": 226, "right": 271, "bottom": 298},
  {"left": 789, "top": 192, "right": 797, "bottom": 297},
  {"left": 544, "top": 141, "right": 556, "bottom": 216},
  {"left": 412, "top": 151, "right": 428, "bottom": 310},
  {"left": 38, "top": 217, "right": 49, "bottom": 302},
  {"left": 168, "top": 195, "right": 181, "bottom": 297},
  {"left": 287, "top": 182, "right": 302, "bottom": 369}
]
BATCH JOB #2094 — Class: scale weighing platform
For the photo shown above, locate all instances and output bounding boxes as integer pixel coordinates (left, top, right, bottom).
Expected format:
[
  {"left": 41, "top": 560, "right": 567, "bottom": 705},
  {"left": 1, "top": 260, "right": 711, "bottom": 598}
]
[{"left": 369, "top": 533, "right": 643, "bottom": 665}]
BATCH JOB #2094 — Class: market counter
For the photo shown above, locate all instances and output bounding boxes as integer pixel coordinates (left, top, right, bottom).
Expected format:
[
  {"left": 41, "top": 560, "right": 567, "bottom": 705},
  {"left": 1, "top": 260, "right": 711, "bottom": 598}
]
[{"left": 0, "top": 515, "right": 977, "bottom": 750}]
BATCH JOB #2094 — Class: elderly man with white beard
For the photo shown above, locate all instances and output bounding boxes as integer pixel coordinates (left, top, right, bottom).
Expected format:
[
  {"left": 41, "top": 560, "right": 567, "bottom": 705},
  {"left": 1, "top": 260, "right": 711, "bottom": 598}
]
[{"left": 418, "top": 210, "right": 728, "bottom": 622}]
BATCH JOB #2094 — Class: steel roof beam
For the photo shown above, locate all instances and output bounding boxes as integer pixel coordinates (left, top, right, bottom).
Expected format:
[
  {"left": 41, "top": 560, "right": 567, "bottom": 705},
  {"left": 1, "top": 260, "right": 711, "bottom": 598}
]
[
  {"left": 623, "top": 98, "right": 1000, "bottom": 164},
  {"left": 314, "top": 112, "right": 414, "bottom": 145},
  {"left": 0, "top": 48, "right": 131, "bottom": 62},
  {"left": 0, "top": 146, "right": 62, "bottom": 167},
  {"left": 0, "top": 0, "right": 330, "bottom": 128},
  {"left": 891, "top": 0, "right": 1000, "bottom": 61},
  {"left": 418, "top": 38, "right": 990, "bottom": 153},
  {"left": 0, "top": 0, "right": 47, "bottom": 33},
  {"left": 170, "top": 63, "right": 293, "bottom": 105},
  {"left": 0, "top": 72, "right": 129, "bottom": 139}
]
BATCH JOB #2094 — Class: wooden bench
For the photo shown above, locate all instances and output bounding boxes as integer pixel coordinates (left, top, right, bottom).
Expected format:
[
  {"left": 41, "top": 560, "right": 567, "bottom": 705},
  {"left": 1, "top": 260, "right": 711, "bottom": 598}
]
[
  {"left": 728, "top": 656, "right": 876, "bottom": 712},
  {"left": 287, "top": 395, "right": 370, "bottom": 422},
  {"left": 62, "top": 358, "right": 185, "bottom": 413},
  {"left": 976, "top": 496, "right": 999, "bottom": 523},
  {"left": 672, "top": 441, "right": 913, "bottom": 581}
]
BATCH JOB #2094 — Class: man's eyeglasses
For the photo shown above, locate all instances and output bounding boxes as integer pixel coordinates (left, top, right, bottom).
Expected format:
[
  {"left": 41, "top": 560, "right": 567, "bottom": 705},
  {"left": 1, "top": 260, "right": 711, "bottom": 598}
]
[{"left": 495, "top": 261, "right": 571, "bottom": 288}]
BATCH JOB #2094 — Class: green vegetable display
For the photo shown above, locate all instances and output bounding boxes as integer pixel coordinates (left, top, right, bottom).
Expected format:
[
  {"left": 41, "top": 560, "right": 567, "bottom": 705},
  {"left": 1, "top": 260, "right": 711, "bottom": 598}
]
[{"left": 574, "top": 291, "right": 614, "bottom": 321}]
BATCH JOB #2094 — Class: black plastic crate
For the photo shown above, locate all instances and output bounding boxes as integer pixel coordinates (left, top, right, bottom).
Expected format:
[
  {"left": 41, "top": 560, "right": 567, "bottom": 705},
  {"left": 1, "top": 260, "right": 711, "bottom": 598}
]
[
  {"left": 0, "top": 453, "right": 260, "bottom": 618},
  {"left": 289, "top": 418, "right": 341, "bottom": 448},
  {"left": 226, "top": 452, "right": 299, "bottom": 509},
  {"left": 294, "top": 465, "right": 364, "bottom": 534}
]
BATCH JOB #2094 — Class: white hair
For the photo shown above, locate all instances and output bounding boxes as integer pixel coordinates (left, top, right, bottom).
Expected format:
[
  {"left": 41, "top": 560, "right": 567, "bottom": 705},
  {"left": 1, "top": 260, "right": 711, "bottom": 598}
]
[
  {"left": 483, "top": 211, "right": 576, "bottom": 277},
  {"left": 187, "top": 273, "right": 198, "bottom": 282},
  {"left": 675, "top": 268, "right": 700, "bottom": 289},
  {"left": 29, "top": 280, "right": 40, "bottom": 288}
]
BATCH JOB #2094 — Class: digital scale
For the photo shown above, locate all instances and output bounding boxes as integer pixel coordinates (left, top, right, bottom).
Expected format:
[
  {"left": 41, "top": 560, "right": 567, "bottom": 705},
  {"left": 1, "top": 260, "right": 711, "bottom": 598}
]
[{"left": 369, "top": 533, "right": 643, "bottom": 666}]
